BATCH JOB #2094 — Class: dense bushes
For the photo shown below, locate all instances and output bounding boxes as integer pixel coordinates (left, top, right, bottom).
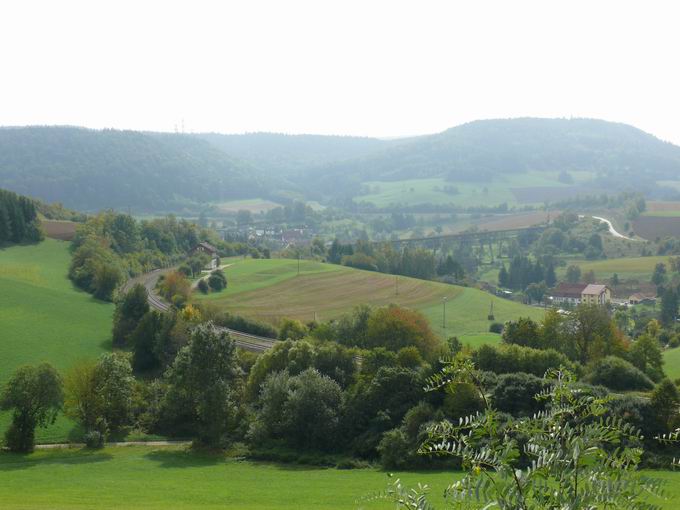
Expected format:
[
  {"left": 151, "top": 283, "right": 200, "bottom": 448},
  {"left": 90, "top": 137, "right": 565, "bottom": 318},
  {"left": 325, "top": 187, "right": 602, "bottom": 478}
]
[
  {"left": 207, "top": 269, "right": 227, "bottom": 292},
  {"left": 248, "top": 369, "right": 343, "bottom": 451},
  {"left": 491, "top": 372, "right": 546, "bottom": 416},
  {"left": 584, "top": 356, "right": 654, "bottom": 391},
  {"left": 210, "top": 312, "right": 278, "bottom": 339},
  {"left": 68, "top": 211, "right": 218, "bottom": 301},
  {"left": 473, "top": 343, "right": 575, "bottom": 377},
  {"left": 0, "top": 188, "right": 43, "bottom": 246}
]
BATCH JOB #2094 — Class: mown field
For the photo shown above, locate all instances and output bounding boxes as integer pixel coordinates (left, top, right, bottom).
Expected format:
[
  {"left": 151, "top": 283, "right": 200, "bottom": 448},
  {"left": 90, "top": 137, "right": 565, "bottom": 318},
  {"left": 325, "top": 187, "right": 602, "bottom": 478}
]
[
  {"left": 0, "top": 239, "right": 113, "bottom": 442},
  {"left": 0, "top": 446, "right": 678, "bottom": 510},
  {"left": 356, "top": 171, "right": 596, "bottom": 208},
  {"left": 556, "top": 255, "right": 673, "bottom": 282},
  {"left": 215, "top": 198, "right": 283, "bottom": 214},
  {"left": 194, "top": 258, "right": 543, "bottom": 341},
  {"left": 645, "top": 201, "right": 680, "bottom": 216},
  {"left": 663, "top": 347, "right": 680, "bottom": 380},
  {"left": 634, "top": 216, "right": 680, "bottom": 240},
  {"left": 41, "top": 219, "right": 78, "bottom": 241}
]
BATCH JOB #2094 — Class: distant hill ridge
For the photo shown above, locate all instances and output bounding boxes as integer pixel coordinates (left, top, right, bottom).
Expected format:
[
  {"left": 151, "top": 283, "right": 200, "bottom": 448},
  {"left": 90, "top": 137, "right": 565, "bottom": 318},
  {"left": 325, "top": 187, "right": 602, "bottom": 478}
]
[
  {"left": 2, "top": 118, "right": 680, "bottom": 212},
  {"left": 291, "top": 118, "right": 680, "bottom": 197},
  {"left": 0, "top": 126, "right": 266, "bottom": 212}
]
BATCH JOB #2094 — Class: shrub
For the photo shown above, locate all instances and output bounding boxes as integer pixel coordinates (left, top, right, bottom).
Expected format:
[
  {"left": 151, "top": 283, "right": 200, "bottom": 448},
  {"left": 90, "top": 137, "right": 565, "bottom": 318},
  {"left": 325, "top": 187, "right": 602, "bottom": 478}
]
[
  {"left": 210, "top": 311, "right": 278, "bottom": 339},
  {"left": 197, "top": 279, "right": 209, "bottom": 294},
  {"left": 377, "top": 428, "right": 412, "bottom": 469},
  {"left": 472, "top": 343, "right": 575, "bottom": 377},
  {"left": 584, "top": 356, "right": 654, "bottom": 391},
  {"left": 278, "top": 319, "right": 308, "bottom": 341},
  {"left": 208, "top": 269, "right": 227, "bottom": 292},
  {"left": 492, "top": 372, "right": 545, "bottom": 416},
  {"left": 489, "top": 322, "right": 504, "bottom": 334},
  {"left": 84, "top": 430, "right": 105, "bottom": 449},
  {"left": 365, "top": 305, "right": 441, "bottom": 361}
]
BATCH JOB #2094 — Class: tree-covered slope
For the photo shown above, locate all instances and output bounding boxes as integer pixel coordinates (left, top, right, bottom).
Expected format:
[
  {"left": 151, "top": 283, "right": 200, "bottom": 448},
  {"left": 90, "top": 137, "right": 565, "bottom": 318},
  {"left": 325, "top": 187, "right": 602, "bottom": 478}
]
[
  {"left": 298, "top": 118, "right": 680, "bottom": 197},
  {"left": 0, "top": 127, "right": 267, "bottom": 212}
]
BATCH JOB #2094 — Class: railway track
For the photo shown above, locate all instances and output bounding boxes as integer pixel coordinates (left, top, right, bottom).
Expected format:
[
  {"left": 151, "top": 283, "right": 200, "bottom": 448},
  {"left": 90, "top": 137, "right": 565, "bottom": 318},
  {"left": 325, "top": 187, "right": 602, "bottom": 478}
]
[{"left": 127, "top": 268, "right": 279, "bottom": 353}]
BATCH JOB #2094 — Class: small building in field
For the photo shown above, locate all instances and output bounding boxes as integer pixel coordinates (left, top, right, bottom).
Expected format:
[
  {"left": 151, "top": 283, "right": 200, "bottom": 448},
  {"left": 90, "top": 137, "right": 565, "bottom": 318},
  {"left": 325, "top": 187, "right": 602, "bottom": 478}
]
[
  {"left": 551, "top": 283, "right": 588, "bottom": 305},
  {"left": 192, "top": 241, "right": 219, "bottom": 270},
  {"left": 581, "top": 284, "right": 611, "bottom": 305},
  {"left": 629, "top": 293, "right": 657, "bottom": 305}
]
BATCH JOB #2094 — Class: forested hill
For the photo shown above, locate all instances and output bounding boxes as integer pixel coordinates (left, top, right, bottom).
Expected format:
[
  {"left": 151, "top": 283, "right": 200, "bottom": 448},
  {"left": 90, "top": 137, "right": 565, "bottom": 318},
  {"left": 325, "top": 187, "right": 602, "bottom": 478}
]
[
  {"left": 296, "top": 118, "right": 680, "bottom": 196},
  {"left": 0, "top": 127, "right": 268, "bottom": 212},
  {"left": 195, "top": 132, "right": 391, "bottom": 176}
]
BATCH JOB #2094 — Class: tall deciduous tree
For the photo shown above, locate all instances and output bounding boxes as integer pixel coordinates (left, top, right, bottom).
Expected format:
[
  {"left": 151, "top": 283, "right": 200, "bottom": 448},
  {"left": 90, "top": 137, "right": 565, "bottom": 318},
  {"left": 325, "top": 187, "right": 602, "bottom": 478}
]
[
  {"left": 164, "top": 323, "right": 243, "bottom": 447},
  {"left": 1, "top": 363, "right": 63, "bottom": 452},
  {"left": 112, "top": 283, "right": 150, "bottom": 347}
]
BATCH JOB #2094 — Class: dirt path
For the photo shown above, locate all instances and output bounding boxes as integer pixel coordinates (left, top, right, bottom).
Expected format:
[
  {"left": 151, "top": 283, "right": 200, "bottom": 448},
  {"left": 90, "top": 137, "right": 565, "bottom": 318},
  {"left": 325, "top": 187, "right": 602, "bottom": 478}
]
[{"left": 591, "top": 215, "right": 638, "bottom": 241}]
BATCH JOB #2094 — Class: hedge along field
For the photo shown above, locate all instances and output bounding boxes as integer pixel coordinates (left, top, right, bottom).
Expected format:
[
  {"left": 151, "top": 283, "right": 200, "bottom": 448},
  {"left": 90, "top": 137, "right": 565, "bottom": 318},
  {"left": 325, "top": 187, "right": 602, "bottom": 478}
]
[
  {"left": 0, "top": 239, "right": 113, "bottom": 443},
  {"left": 0, "top": 446, "right": 677, "bottom": 510},
  {"left": 194, "top": 258, "right": 544, "bottom": 340}
]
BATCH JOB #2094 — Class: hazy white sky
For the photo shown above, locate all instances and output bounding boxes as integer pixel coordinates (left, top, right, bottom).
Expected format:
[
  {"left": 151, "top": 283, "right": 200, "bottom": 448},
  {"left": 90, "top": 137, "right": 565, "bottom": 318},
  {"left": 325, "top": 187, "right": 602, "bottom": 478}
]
[{"left": 1, "top": 0, "right": 680, "bottom": 142}]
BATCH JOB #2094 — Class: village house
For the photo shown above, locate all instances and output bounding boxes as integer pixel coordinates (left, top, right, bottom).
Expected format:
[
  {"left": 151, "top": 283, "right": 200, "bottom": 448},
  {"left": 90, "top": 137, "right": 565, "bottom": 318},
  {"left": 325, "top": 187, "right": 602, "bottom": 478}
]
[
  {"left": 581, "top": 284, "right": 611, "bottom": 305},
  {"left": 550, "top": 282, "right": 611, "bottom": 306},
  {"left": 551, "top": 283, "right": 587, "bottom": 305},
  {"left": 192, "top": 241, "right": 219, "bottom": 270}
]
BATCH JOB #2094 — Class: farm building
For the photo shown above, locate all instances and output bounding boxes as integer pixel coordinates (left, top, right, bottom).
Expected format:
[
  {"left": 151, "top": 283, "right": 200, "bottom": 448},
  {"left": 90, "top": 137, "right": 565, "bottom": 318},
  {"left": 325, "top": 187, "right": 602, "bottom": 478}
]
[
  {"left": 550, "top": 282, "right": 611, "bottom": 306},
  {"left": 551, "top": 283, "right": 587, "bottom": 305},
  {"left": 628, "top": 293, "right": 657, "bottom": 305},
  {"left": 581, "top": 284, "right": 611, "bottom": 305},
  {"left": 192, "top": 241, "right": 219, "bottom": 270}
]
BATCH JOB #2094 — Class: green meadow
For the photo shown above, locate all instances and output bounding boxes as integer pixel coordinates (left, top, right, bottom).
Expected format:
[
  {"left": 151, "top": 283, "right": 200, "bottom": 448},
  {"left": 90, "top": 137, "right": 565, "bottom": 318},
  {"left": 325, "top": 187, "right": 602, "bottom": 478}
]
[
  {"left": 556, "top": 255, "right": 673, "bottom": 281},
  {"left": 0, "top": 239, "right": 113, "bottom": 443},
  {"left": 0, "top": 446, "right": 677, "bottom": 510},
  {"left": 663, "top": 347, "right": 680, "bottom": 380},
  {"left": 356, "top": 171, "right": 595, "bottom": 208},
  {"left": 194, "top": 258, "right": 543, "bottom": 340}
]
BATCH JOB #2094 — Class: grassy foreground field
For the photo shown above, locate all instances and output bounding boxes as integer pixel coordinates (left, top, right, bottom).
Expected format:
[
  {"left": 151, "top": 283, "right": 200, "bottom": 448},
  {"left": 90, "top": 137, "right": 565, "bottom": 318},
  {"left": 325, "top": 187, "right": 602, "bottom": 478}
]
[
  {"left": 0, "top": 239, "right": 113, "bottom": 442},
  {"left": 0, "top": 446, "right": 677, "bottom": 510},
  {"left": 195, "top": 258, "right": 543, "bottom": 340},
  {"left": 663, "top": 347, "right": 680, "bottom": 380}
]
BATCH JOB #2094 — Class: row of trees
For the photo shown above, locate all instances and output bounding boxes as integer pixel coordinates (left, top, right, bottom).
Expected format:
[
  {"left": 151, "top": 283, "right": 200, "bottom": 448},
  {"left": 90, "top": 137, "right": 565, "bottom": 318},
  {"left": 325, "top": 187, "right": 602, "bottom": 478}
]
[
  {"left": 327, "top": 239, "right": 465, "bottom": 282},
  {"left": 0, "top": 188, "right": 43, "bottom": 245},
  {"left": 498, "top": 255, "right": 556, "bottom": 291}
]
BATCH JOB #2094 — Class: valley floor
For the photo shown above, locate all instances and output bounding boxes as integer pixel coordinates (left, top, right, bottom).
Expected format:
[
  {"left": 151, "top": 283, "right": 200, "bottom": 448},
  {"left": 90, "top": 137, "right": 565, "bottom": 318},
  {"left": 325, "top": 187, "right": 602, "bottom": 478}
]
[{"left": 0, "top": 446, "right": 677, "bottom": 509}]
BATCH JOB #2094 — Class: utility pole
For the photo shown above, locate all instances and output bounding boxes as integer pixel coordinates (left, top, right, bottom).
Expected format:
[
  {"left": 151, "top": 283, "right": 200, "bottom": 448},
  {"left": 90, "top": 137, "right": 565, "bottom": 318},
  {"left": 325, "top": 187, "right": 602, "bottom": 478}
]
[{"left": 442, "top": 296, "right": 448, "bottom": 330}]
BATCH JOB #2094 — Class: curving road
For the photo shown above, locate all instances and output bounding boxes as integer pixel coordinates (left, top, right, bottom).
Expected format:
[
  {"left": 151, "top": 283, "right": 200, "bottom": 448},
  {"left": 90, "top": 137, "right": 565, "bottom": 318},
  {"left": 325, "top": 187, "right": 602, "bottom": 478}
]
[
  {"left": 591, "top": 216, "right": 638, "bottom": 241},
  {"left": 122, "top": 268, "right": 278, "bottom": 353}
]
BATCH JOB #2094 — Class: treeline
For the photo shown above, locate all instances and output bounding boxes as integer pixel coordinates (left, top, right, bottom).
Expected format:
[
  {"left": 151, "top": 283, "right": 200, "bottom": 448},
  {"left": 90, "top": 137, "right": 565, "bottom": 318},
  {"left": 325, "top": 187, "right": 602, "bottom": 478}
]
[
  {"left": 68, "top": 212, "right": 244, "bottom": 301},
  {"left": 327, "top": 239, "right": 465, "bottom": 281},
  {"left": 0, "top": 188, "right": 43, "bottom": 245},
  {"left": 499, "top": 255, "right": 556, "bottom": 291}
]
